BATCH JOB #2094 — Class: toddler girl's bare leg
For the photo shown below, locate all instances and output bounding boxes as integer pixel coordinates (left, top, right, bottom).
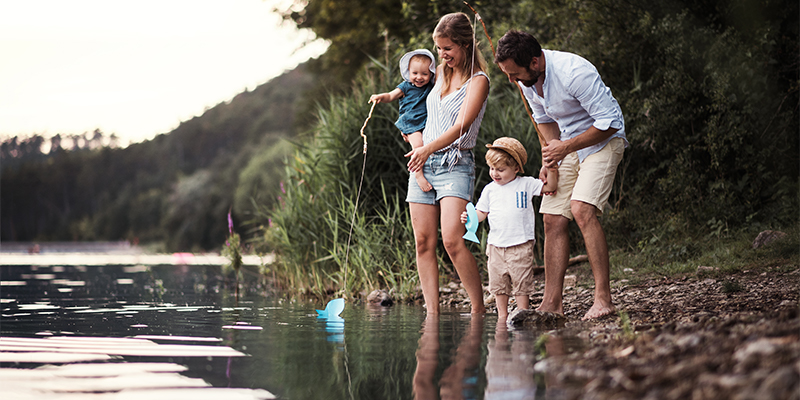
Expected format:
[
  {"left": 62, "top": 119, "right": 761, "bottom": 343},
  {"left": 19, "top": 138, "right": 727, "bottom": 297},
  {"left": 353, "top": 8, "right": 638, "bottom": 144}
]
[{"left": 407, "top": 132, "right": 432, "bottom": 192}]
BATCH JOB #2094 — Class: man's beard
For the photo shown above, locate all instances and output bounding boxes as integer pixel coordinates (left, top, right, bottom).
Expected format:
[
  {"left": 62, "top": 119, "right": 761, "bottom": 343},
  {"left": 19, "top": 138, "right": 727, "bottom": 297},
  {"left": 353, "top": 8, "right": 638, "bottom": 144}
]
[{"left": 520, "top": 67, "right": 540, "bottom": 87}]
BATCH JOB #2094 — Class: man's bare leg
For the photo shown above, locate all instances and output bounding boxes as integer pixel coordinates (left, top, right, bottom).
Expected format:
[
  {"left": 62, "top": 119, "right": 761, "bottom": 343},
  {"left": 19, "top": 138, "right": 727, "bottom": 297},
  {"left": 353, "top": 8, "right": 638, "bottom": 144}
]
[
  {"left": 538, "top": 214, "right": 570, "bottom": 315},
  {"left": 571, "top": 200, "right": 615, "bottom": 320}
]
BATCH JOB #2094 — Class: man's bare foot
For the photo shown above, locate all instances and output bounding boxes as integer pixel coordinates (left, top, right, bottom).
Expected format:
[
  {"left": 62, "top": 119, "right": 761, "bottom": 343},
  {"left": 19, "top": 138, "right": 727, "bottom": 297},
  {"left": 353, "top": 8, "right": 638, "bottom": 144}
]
[
  {"left": 416, "top": 173, "right": 432, "bottom": 192},
  {"left": 536, "top": 305, "right": 564, "bottom": 316},
  {"left": 581, "top": 302, "right": 615, "bottom": 320}
]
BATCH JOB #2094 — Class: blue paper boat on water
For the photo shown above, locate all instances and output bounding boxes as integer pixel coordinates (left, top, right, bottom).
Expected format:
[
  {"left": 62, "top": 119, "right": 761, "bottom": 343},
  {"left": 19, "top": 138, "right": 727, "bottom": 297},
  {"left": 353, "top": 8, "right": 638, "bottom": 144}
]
[
  {"left": 463, "top": 202, "right": 480, "bottom": 244},
  {"left": 316, "top": 298, "right": 345, "bottom": 319},
  {"left": 316, "top": 298, "right": 345, "bottom": 344}
]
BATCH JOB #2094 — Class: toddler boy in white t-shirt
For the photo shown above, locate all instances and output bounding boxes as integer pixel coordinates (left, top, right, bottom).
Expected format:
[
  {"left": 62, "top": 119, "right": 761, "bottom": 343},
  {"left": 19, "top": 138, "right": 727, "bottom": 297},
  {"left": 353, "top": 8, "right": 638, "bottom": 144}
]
[{"left": 461, "top": 137, "right": 557, "bottom": 320}]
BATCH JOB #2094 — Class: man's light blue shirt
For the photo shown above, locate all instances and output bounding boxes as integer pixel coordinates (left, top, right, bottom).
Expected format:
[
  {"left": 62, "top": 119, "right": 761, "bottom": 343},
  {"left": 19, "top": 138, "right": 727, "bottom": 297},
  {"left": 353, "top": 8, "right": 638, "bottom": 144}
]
[{"left": 519, "top": 49, "right": 627, "bottom": 163}]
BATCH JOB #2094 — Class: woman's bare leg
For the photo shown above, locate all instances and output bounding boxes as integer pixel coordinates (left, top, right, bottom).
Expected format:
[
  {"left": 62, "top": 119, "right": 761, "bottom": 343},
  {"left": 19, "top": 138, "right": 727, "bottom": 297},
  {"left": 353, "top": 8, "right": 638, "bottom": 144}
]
[
  {"left": 439, "top": 197, "right": 485, "bottom": 314},
  {"left": 410, "top": 202, "right": 441, "bottom": 314}
]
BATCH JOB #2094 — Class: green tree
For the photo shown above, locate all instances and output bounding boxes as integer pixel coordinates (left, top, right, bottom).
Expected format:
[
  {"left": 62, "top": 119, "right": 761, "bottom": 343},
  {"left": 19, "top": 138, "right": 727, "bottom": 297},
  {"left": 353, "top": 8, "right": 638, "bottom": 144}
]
[{"left": 259, "top": 0, "right": 798, "bottom": 298}]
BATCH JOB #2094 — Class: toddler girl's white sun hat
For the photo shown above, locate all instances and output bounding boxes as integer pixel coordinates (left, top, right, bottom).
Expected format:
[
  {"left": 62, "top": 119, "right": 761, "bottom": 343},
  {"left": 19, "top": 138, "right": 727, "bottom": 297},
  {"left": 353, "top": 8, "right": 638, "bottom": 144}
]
[{"left": 399, "top": 49, "right": 436, "bottom": 83}]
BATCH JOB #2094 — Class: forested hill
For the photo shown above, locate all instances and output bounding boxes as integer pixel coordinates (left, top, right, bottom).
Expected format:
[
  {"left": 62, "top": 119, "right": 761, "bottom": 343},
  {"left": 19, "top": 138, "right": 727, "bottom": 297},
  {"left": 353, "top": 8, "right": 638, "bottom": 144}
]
[{"left": 2, "top": 64, "right": 314, "bottom": 251}]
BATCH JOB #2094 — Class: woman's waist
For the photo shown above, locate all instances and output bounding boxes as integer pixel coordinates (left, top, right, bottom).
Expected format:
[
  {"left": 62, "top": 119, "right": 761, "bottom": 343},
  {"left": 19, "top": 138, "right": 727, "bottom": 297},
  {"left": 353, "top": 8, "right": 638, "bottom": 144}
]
[{"left": 433, "top": 146, "right": 473, "bottom": 155}]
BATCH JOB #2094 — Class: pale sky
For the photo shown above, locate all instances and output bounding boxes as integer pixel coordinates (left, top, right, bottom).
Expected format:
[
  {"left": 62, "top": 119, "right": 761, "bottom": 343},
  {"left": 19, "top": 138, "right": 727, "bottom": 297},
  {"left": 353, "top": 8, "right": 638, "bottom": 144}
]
[{"left": 0, "top": 0, "right": 328, "bottom": 146}]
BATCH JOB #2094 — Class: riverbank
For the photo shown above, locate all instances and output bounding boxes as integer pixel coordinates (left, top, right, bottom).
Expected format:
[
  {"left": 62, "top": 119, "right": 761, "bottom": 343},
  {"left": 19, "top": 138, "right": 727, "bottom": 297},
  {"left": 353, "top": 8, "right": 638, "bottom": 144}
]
[{"left": 439, "top": 247, "right": 799, "bottom": 399}]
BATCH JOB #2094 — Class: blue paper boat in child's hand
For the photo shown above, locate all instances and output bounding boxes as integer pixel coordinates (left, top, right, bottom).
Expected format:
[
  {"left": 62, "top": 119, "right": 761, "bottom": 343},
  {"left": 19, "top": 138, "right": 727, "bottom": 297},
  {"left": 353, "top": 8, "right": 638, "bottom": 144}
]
[
  {"left": 316, "top": 298, "right": 345, "bottom": 319},
  {"left": 463, "top": 202, "right": 480, "bottom": 244}
]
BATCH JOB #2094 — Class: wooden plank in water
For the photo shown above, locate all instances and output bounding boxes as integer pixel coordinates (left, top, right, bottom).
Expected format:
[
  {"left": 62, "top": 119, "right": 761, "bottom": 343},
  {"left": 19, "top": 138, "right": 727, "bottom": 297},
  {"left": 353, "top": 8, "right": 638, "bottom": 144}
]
[
  {"left": 0, "top": 253, "right": 272, "bottom": 266},
  {"left": 0, "top": 336, "right": 247, "bottom": 357},
  {"left": 0, "top": 337, "right": 275, "bottom": 399},
  {"left": 0, "top": 367, "right": 276, "bottom": 399}
]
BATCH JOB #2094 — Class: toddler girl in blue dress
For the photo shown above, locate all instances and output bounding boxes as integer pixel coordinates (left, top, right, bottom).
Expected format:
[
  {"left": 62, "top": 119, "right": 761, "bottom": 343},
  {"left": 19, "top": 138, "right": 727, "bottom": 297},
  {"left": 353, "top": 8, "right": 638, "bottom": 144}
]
[{"left": 370, "top": 49, "right": 436, "bottom": 191}]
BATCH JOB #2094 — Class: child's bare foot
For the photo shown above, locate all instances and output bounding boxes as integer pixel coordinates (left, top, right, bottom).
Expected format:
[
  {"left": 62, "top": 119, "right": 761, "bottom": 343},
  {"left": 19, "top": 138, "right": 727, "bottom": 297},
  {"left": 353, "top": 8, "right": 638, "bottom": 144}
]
[
  {"left": 581, "top": 302, "right": 616, "bottom": 320},
  {"left": 416, "top": 172, "right": 432, "bottom": 192}
]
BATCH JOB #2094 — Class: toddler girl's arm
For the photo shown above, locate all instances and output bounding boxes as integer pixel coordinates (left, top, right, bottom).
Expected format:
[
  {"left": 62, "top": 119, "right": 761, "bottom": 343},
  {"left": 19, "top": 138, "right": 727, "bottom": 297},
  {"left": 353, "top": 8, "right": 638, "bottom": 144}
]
[{"left": 369, "top": 88, "right": 404, "bottom": 104}]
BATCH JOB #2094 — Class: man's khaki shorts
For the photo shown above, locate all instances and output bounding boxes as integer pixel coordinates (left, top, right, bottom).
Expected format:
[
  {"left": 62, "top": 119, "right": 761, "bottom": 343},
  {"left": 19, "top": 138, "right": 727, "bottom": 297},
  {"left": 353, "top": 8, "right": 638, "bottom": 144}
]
[
  {"left": 540, "top": 137, "right": 625, "bottom": 219},
  {"left": 486, "top": 240, "right": 536, "bottom": 296}
]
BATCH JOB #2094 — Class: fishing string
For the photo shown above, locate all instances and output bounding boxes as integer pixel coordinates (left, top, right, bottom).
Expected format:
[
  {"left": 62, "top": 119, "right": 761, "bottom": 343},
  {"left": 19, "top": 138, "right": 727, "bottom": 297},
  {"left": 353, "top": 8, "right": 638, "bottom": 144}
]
[
  {"left": 455, "top": 10, "right": 480, "bottom": 154},
  {"left": 342, "top": 100, "right": 376, "bottom": 298},
  {"left": 338, "top": 101, "right": 373, "bottom": 400}
]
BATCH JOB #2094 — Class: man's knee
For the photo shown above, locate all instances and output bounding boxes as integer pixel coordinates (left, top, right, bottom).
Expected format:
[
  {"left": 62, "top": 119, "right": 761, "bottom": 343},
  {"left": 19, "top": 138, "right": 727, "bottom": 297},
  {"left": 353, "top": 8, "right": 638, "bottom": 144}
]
[
  {"left": 543, "top": 214, "right": 569, "bottom": 235},
  {"left": 570, "top": 201, "right": 599, "bottom": 227}
]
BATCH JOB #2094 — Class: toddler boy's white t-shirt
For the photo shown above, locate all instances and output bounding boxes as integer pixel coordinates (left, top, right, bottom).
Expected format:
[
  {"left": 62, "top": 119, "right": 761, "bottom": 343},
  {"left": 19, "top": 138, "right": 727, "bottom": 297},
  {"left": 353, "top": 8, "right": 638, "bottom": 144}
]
[{"left": 475, "top": 176, "right": 544, "bottom": 248}]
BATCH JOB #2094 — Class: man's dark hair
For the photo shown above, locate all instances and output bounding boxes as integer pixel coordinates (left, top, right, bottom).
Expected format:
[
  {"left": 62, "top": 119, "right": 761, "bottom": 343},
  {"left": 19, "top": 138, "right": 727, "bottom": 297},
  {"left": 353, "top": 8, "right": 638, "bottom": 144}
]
[{"left": 494, "top": 30, "right": 542, "bottom": 67}]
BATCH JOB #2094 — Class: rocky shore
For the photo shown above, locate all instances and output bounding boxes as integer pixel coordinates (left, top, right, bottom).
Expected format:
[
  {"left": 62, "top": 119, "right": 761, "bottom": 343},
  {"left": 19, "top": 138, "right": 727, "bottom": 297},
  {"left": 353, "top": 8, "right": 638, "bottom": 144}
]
[{"left": 439, "top": 263, "right": 799, "bottom": 399}]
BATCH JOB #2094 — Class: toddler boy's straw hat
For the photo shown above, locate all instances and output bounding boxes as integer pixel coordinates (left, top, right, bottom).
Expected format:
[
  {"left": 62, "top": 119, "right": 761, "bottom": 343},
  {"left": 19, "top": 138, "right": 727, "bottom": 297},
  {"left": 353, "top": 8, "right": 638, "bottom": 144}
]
[
  {"left": 399, "top": 49, "right": 436, "bottom": 83},
  {"left": 486, "top": 137, "right": 528, "bottom": 173}
]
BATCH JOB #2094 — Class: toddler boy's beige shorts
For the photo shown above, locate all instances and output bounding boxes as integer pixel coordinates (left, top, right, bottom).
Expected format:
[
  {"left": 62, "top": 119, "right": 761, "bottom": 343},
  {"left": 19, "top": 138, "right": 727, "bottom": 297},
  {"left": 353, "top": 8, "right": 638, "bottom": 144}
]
[{"left": 487, "top": 240, "right": 536, "bottom": 296}]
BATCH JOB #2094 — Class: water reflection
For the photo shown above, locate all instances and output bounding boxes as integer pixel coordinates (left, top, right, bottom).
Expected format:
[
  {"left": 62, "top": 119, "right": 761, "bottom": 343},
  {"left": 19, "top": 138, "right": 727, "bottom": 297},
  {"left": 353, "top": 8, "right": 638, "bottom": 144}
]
[
  {"left": 485, "top": 319, "right": 537, "bottom": 399},
  {"left": 322, "top": 315, "right": 346, "bottom": 344},
  {"left": 414, "top": 314, "right": 484, "bottom": 400},
  {"left": 1, "top": 264, "right": 585, "bottom": 399}
]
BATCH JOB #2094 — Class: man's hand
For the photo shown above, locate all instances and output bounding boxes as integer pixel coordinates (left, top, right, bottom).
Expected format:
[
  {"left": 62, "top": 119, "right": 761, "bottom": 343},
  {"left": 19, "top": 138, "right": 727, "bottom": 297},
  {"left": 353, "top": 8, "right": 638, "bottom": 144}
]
[{"left": 542, "top": 139, "right": 569, "bottom": 168}]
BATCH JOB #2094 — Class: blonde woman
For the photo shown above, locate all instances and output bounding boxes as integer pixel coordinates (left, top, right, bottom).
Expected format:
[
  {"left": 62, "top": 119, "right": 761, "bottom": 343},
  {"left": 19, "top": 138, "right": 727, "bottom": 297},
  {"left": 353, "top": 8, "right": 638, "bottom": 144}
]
[{"left": 405, "top": 12, "right": 489, "bottom": 314}]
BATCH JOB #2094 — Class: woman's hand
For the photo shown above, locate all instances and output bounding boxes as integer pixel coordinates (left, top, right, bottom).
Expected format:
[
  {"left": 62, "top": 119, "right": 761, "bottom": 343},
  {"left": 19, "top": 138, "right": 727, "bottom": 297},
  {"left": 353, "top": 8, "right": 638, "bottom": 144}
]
[
  {"left": 406, "top": 145, "right": 432, "bottom": 173},
  {"left": 460, "top": 211, "right": 468, "bottom": 224}
]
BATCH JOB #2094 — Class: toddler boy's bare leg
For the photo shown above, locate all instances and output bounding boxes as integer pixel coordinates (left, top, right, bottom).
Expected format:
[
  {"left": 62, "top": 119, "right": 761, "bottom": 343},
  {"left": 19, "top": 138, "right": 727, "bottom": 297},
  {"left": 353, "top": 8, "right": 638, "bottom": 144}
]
[
  {"left": 496, "top": 294, "right": 510, "bottom": 321},
  {"left": 515, "top": 295, "right": 530, "bottom": 310}
]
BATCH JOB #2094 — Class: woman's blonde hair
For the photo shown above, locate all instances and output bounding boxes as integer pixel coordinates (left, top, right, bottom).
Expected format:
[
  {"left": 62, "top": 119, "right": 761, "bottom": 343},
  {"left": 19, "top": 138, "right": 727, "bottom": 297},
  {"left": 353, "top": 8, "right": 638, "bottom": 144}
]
[{"left": 433, "top": 12, "right": 486, "bottom": 94}]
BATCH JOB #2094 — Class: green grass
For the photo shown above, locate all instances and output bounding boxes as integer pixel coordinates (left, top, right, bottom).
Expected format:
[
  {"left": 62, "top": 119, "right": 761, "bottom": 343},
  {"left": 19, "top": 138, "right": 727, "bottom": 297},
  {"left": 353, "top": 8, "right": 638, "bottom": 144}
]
[{"left": 608, "top": 225, "right": 799, "bottom": 285}]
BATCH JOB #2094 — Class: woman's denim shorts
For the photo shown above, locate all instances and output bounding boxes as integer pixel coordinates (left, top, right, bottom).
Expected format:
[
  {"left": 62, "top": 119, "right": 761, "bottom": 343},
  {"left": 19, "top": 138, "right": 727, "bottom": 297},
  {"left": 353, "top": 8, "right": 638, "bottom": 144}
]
[{"left": 406, "top": 150, "right": 475, "bottom": 205}]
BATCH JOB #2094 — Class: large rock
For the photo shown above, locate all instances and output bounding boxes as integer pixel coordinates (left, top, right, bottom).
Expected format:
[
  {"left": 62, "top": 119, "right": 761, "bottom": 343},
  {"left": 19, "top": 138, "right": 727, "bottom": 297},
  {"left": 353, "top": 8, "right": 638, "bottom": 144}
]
[
  {"left": 507, "top": 309, "right": 567, "bottom": 330},
  {"left": 366, "top": 289, "right": 394, "bottom": 306},
  {"left": 752, "top": 230, "right": 787, "bottom": 249}
]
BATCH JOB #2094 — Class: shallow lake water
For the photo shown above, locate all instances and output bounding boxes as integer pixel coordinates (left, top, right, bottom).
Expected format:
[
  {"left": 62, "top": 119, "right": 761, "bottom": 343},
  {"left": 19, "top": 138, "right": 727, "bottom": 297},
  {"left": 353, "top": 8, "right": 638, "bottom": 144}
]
[{"left": 1, "top": 264, "right": 583, "bottom": 399}]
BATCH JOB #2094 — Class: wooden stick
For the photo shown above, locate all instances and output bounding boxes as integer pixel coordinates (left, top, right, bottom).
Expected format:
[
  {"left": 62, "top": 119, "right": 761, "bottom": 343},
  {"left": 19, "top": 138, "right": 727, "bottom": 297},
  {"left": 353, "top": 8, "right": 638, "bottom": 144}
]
[{"left": 463, "top": 1, "right": 548, "bottom": 151}]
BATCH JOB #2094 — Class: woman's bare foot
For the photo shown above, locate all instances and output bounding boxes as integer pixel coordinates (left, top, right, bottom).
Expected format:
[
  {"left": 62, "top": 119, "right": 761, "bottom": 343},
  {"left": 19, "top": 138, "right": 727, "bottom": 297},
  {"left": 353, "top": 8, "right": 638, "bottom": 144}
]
[
  {"left": 416, "top": 172, "right": 432, "bottom": 192},
  {"left": 581, "top": 302, "right": 615, "bottom": 320}
]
